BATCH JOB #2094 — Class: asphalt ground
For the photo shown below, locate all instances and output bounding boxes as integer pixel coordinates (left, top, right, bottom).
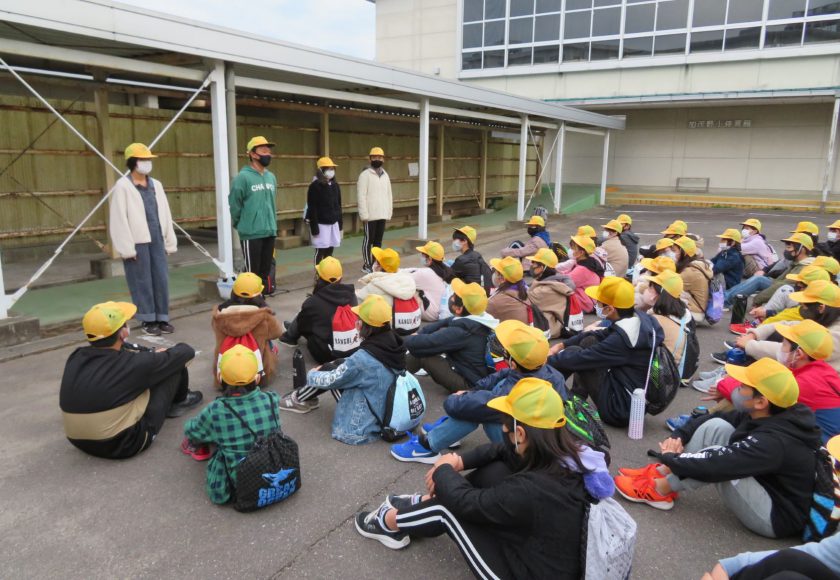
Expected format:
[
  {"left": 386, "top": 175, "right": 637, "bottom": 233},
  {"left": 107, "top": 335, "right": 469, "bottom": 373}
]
[{"left": 0, "top": 205, "right": 823, "bottom": 579}]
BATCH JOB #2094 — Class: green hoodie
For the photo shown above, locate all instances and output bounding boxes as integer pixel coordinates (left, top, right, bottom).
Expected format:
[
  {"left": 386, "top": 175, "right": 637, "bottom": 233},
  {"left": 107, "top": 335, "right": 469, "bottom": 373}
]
[{"left": 229, "top": 165, "right": 278, "bottom": 240}]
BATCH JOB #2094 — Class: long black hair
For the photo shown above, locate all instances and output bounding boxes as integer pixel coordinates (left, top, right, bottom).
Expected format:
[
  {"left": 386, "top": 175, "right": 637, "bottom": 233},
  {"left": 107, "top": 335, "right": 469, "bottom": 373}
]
[
  {"left": 537, "top": 266, "right": 557, "bottom": 281},
  {"left": 651, "top": 283, "right": 687, "bottom": 318},
  {"left": 503, "top": 415, "right": 585, "bottom": 475},
  {"left": 219, "top": 293, "right": 268, "bottom": 311}
]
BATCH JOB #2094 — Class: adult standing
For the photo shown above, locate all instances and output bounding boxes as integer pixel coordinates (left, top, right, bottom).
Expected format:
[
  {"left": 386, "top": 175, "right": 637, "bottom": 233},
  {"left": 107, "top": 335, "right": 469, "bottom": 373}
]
[
  {"left": 306, "top": 156, "right": 343, "bottom": 264},
  {"left": 358, "top": 146, "right": 393, "bottom": 273},
  {"left": 229, "top": 136, "right": 278, "bottom": 294},
  {"left": 109, "top": 142, "right": 178, "bottom": 336}
]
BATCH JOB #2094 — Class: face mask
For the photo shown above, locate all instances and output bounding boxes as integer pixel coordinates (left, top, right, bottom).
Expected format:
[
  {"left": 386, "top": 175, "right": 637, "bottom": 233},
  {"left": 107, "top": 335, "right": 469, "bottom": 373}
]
[
  {"left": 718, "top": 242, "right": 728, "bottom": 252},
  {"left": 323, "top": 169, "right": 335, "bottom": 179},
  {"left": 452, "top": 240, "right": 463, "bottom": 252},
  {"left": 420, "top": 256, "right": 430, "bottom": 267},
  {"left": 527, "top": 227, "right": 538, "bottom": 237},
  {"left": 829, "top": 231, "right": 838, "bottom": 242},
  {"left": 783, "top": 249, "right": 796, "bottom": 261},
  {"left": 643, "top": 287, "right": 658, "bottom": 307},
  {"left": 254, "top": 154, "right": 271, "bottom": 167},
  {"left": 135, "top": 160, "right": 153, "bottom": 175},
  {"left": 372, "top": 262, "right": 382, "bottom": 273},
  {"left": 595, "top": 303, "right": 607, "bottom": 319},
  {"left": 731, "top": 388, "right": 753, "bottom": 413},
  {"left": 123, "top": 325, "right": 130, "bottom": 339},
  {"left": 600, "top": 231, "right": 610, "bottom": 241},
  {"left": 741, "top": 228, "right": 751, "bottom": 239},
  {"left": 492, "top": 272, "right": 505, "bottom": 287},
  {"left": 371, "top": 160, "right": 384, "bottom": 169},
  {"left": 776, "top": 347, "right": 794, "bottom": 367},
  {"left": 663, "top": 250, "right": 677, "bottom": 261}
]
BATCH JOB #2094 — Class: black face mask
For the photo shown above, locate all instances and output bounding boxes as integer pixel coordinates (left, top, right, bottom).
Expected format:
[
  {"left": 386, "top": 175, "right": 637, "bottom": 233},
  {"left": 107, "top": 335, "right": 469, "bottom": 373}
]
[
  {"left": 783, "top": 249, "right": 796, "bottom": 261},
  {"left": 371, "top": 160, "right": 384, "bottom": 169},
  {"left": 527, "top": 227, "right": 539, "bottom": 237},
  {"left": 254, "top": 154, "right": 271, "bottom": 167}
]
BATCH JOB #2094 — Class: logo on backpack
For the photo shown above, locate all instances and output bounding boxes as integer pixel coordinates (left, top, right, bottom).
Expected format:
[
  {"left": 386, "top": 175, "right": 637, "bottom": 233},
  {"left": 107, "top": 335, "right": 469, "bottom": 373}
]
[
  {"left": 364, "top": 371, "right": 427, "bottom": 440},
  {"left": 331, "top": 305, "right": 361, "bottom": 355},
  {"left": 565, "top": 294, "right": 584, "bottom": 333},
  {"left": 258, "top": 468, "right": 299, "bottom": 508},
  {"left": 393, "top": 296, "right": 422, "bottom": 335}
]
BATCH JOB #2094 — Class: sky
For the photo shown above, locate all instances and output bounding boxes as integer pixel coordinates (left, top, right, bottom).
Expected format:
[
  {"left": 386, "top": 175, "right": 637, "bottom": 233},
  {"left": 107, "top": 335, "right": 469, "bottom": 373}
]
[{"left": 137, "top": 0, "right": 376, "bottom": 60}]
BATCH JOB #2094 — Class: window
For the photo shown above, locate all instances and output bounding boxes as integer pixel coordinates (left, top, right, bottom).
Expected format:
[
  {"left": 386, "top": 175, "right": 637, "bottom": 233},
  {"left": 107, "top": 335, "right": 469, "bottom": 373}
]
[
  {"left": 623, "top": 35, "right": 654, "bottom": 56},
  {"left": 536, "top": 0, "right": 562, "bottom": 13},
  {"left": 508, "top": 46, "right": 533, "bottom": 64},
  {"left": 728, "top": 0, "right": 765, "bottom": 23},
  {"left": 534, "top": 13, "right": 561, "bottom": 41},
  {"left": 462, "top": 51, "right": 483, "bottom": 69},
  {"left": 509, "top": 17, "right": 534, "bottom": 43},
  {"left": 654, "top": 32, "right": 687, "bottom": 53},
  {"left": 768, "top": 0, "right": 807, "bottom": 19},
  {"left": 594, "top": 0, "right": 621, "bottom": 5},
  {"left": 485, "top": 0, "right": 506, "bottom": 19},
  {"left": 565, "top": 10, "right": 592, "bottom": 38},
  {"left": 693, "top": 0, "right": 727, "bottom": 27},
  {"left": 690, "top": 29, "right": 725, "bottom": 51},
  {"left": 657, "top": 0, "right": 689, "bottom": 30},
  {"left": 463, "top": 0, "right": 483, "bottom": 22},
  {"left": 626, "top": 3, "right": 656, "bottom": 33},
  {"left": 591, "top": 37, "right": 621, "bottom": 59},
  {"left": 533, "top": 44, "right": 560, "bottom": 62},
  {"left": 805, "top": 18, "right": 840, "bottom": 42},
  {"left": 725, "top": 26, "right": 762, "bottom": 48},
  {"left": 764, "top": 22, "right": 804, "bottom": 46},
  {"left": 593, "top": 7, "right": 621, "bottom": 35},
  {"left": 483, "top": 49, "right": 505, "bottom": 67},
  {"left": 566, "top": 0, "right": 592, "bottom": 10},
  {"left": 484, "top": 20, "right": 506, "bottom": 46},
  {"left": 808, "top": 0, "right": 840, "bottom": 16},
  {"left": 511, "top": 0, "right": 535, "bottom": 17},
  {"left": 563, "top": 41, "right": 590, "bottom": 60},
  {"left": 463, "top": 23, "right": 483, "bottom": 48}
]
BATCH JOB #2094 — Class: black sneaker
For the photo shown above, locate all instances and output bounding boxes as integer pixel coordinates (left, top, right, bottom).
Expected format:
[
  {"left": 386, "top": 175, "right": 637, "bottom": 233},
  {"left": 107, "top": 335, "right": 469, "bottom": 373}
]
[
  {"left": 710, "top": 351, "right": 728, "bottom": 365},
  {"left": 167, "top": 391, "right": 204, "bottom": 418},
  {"left": 354, "top": 505, "right": 410, "bottom": 550},
  {"left": 157, "top": 321, "right": 175, "bottom": 334},
  {"left": 142, "top": 322, "right": 162, "bottom": 336},
  {"left": 279, "top": 333, "right": 298, "bottom": 347},
  {"left": 385, "top": 494, "right": 423, "bottom": 512}
]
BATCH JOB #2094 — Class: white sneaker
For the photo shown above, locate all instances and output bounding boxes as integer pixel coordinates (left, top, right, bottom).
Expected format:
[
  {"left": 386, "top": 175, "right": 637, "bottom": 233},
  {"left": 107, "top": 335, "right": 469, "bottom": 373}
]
[
  {"left": 699, "top": 368, "right": 725, "bottom": 380},
  {"left": 691, "top": 376, "right": 718, "bottom": 394}
]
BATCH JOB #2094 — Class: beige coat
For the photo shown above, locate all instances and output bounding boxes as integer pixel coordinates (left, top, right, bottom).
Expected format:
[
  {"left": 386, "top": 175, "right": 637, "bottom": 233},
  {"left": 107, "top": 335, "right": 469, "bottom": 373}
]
[
  {"left": 680, "top": 260, "right": 713, "bottom": 315},
  {"left": 652, "top": 312, "right": 692, "bottom": 366},
  {"left": 487, "top": 288, "right": 532, "bottom": 325},
  {"left": 109, "top": 176, "right": 177, "bottom": 259},
  {"left": 356, "top": 167, "right": 393, "bottom": 221},
  {"left": 601, "top": 235, "right": 628, "bottom": 277},
  {"left": 211, "top": 305, "right": 282, "bottom": 387},
  {"left": 528, "top": 277, "right": 574, "bottom": 338}
]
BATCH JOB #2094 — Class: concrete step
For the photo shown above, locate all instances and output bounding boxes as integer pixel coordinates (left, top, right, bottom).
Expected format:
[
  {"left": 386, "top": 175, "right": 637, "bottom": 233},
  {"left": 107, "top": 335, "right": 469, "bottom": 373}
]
[{"left": 606, "top": 192, "right": 840, "bottom": 213}]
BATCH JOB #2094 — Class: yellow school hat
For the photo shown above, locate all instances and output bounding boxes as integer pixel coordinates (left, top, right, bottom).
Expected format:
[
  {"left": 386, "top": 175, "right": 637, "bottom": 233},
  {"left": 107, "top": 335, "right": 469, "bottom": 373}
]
[
  {"left": 662, "top": 222, "right": 687, "bottom": 236},
  {"left": 585, "top": 277, "right": 635, "bottom": 309},
  {"left": 673, "top": 236, "right": 697, "bottom": 257},
  {"left": 490, "top": 256, "right": 524, "bottom": 283},
  {"left": 616, "top": 214, "right": 632, "bottom": 226},
  {"left": 786, "top": 265, "right": 830, "bottom": 285},
  {"left": 724, "top": 358, "right": 799, "bottom": 409},
  {"left": 369, "top": 146, "right": 385, "bottom": 157},
  {"left": 494, "top": 320, "right": 549, "bottom": 370},
  {"left": 644, "top": 270, "right": 684, "bottom": 299},
  {"left": 219, "top": 344, "right": 259, "bottom": 386},
  {"left": 775, "top": 319, "right": 834, "bottom": 361},
  {"left": 487, "top": 377, "right": 566, "bottom": 429},
  {"left": 371, "top": 247, "right": 400, "bottom": 273},
  {"left": 570, "top": 234, "right": 596, "bottom": 255},
  {"left": 315, "top": 256, "right": 343, "bottom": 283},
  {"left": 527, "top": 247, "right": 559, "bottom": 269},
  {"left": 791, "top": 221, "right": 819, "bottom": 235},
  {"left": 351, "top": 294, "right": 392, "bottom": 328},
  {"left": 604, "top": 219, "right": 623, "bottom": 234},
  {"left": 789, "top": 279, "right": 840, "bottom": 307},
  {"left": 813, "top": 256, "right": 840, "bottom": 276},
  {"left": 576, "top": 225, "right": 596, "bottom": 238},
  {"left": 316, "top": 156, "right": 338, "bottom": 168},
  {"left": 124, "top": 143, "right": 157, "bottom": 160},
  {"left": 781, "top": 232, "right": 815, "bottom": 251},
  {"left": 453, "top": 225, "right": 477, "bottom": 244},
  {"left": 451, "top": 278, "right": 488, "bottom": 315},
  {"left": 232, "top": 272, "right": 264, "bottom": 298},
  {"left": 82, "top": 301, "right": 137, "bottom": 341},
  {"left": 655, "top": 238, "right": 676, "bottom": 252},
  {"left": 416, "top": 240, "right": 445, "bottom": 262},
  {"left": 640, "top": 256, "right": 677, "bottom": 274},
  {"left": 246, "top": 136, "right": 276, "bottom": 151},
  {"left": 717, "top": 228, "right": 743, "bottom": 243},
  {"left": 829, "top": 220, "right": 840, "bottom": 230},
  {"left": 740, "top": 218, "right": 762, "bottom": 232},
  {"left": 525, "top": 215, "right": 545, "bottom": 227}
]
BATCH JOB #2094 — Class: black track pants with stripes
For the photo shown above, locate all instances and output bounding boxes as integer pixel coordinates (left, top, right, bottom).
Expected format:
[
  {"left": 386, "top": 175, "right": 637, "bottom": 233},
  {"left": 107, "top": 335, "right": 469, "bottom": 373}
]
[{"left": 362, "top": 219, "right": 386, "bottom": 270}]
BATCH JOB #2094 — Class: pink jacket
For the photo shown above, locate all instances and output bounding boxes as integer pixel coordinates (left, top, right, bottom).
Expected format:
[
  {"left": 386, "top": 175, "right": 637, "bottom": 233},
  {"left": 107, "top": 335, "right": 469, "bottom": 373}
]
[
  {"left": 567, "top": 263, "right": 601, "bottom": 313},
  {"left": 740, "top": 234, "right": 776, "bottom": 270}
]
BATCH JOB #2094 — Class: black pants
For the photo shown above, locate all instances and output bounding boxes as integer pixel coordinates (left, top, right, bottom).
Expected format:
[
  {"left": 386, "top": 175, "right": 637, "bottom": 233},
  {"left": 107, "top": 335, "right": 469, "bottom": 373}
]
[
  {"left": 733, "top": 548, "right": 840, "bottom": 580},
  {"left": 314, "top": 246, "right": 334, "bottom": 265},
  {"left": 138, "top": 367, "right": 190, "bottom": 452},
  {"left": 406, "top": 354, "right": 472, "bottom": 393},
  {"left": 395, "top": 460, "right": 514, "bottom": 580},
  {"left": 362, "top": 219, "right": 386, "bottom": 270},
  {"left": 241, "top": 236, "right": 276, "bottom": 291}
]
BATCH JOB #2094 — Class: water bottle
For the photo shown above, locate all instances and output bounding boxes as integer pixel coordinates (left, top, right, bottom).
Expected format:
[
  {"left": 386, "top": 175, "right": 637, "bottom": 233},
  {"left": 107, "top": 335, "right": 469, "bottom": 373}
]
[
  {"left": 730, "top": 294, "right": 748, "bottom": 325},
  {"left": 628, "top": 388, "right": 646, "bottom": 440},
  {"left": 292, "top": 348, "right": 307, "bottom": 389}
]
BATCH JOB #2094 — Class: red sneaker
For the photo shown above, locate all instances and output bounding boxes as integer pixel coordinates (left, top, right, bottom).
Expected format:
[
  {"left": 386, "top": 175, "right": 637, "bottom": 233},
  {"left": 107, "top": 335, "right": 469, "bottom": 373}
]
[
  {"left": 618, "top": 463, "right": 664, "bottom": 479},
  {"left": 614, "top": 475, "right": 677, "bottom": 510},
  {"left": 180, "top": 437, "right": 212, "bottom": 461},
  {"left": 729, "top": 321, "right": 757, "bottom": 336}
]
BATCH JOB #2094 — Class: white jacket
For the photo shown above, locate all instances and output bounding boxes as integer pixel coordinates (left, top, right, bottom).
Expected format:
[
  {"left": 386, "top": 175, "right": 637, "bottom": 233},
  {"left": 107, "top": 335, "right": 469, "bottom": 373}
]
[
  {"left": 356, "top": 271, "right": 420, "bottom": 307},
  {"left": 356, "top": 167, "right": 393, "bottom": 221},
  {"left": 109, "top": 176, "right": 177, "bottom": 259}
]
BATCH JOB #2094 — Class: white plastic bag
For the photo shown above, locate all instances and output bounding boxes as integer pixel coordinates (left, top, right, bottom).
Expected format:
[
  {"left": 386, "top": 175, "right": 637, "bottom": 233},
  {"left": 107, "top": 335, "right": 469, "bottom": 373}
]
[{"left": 585, "top": 497, "right": 637, "bottom": 580}]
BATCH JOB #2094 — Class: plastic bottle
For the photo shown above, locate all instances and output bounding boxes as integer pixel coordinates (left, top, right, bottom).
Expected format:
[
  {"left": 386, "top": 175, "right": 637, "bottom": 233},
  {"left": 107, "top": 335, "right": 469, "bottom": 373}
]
[
  {"left": 292, "top": 348, "right": 306, "bottom": 389},
  {"left": 628, "top": 388, "right": 646, "bottom": 440}
]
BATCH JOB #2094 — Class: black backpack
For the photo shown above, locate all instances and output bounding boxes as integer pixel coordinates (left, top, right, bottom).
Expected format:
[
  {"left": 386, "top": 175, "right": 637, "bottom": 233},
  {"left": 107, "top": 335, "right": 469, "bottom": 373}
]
[
  {"left": 220, "top": 400, "right": 302, "bottom": 512},
  {"left": 645, "top": 344, "right": 681, "bottom": 415},
  {"left": 682, "top": 320, "right": 700, "bottom": 380},
  {"left": 551, "top": 241, "right": 569, "bottom": 262},
  {"left": 477, "top": 254, "right": 495, "bottom": 295},
  {"left": 565, "top": 395, "right": 611, "bottom": 464},
  {"left": 802, "top": 446, "right": 840, "bottom": 542}
]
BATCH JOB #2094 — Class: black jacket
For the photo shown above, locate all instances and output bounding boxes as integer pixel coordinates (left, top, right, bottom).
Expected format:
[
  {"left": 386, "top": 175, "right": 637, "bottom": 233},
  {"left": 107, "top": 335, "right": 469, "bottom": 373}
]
[
  {"left": 549, "top": 311, "right": 663, "bottom": 427},
  {"left": 433, "top": 443, "right": 585, "bottom": 580},
  {"left": 404, "top": 316, "right": 495, "bottom": 386},
  {"left": 619, "top": 231, "right": 640, "bottom": 270},
  {"left": 290, "top": 283, "right": 357, "bottom": 363},
  {"left": 59, "top": 343, "right": 195, "bottom": 458},
  {"left": 817, "top": 239, "right": 840, "bottom": 262},
  {"left": 663, "top": 404, "right": 821, "bottom": 538},
  {"left": 305, "top": 175, "right": 342, "bottom": 235},
  {"left": 448, "top": 248, "right": 485, "bottom": 286}
]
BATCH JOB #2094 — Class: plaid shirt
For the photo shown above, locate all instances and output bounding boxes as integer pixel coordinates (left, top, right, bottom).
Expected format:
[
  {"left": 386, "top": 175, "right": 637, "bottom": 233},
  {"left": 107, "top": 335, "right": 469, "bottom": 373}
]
[{"left": 184, "top": 389, "right": 280, "bottom": 504}]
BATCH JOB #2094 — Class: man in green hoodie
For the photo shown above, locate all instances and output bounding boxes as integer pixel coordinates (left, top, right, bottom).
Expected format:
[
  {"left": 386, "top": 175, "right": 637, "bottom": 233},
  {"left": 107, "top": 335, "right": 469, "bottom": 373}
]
[{"left": 229, "top": 136, "right": 278, "bottom": 294}]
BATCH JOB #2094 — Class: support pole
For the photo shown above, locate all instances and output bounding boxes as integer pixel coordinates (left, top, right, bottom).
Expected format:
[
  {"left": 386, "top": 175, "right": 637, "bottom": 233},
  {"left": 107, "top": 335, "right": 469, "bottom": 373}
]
[
  {"left": 479, "top": 129, "right": 488, "bottom": 209},
  {"left": 436, "top": 124, "right": 445, "bottom": 216},
  {"left": 600, "top": 130, "right": 611, "bottom": 206},
  {"left": 320, "top": 112, "right": 330, "bottom": 157},
  {"left": 553, "top": 122, "right": 565, "bottom": 214},
  {"left": 822, "top": 95, "right": 840, "bottom": 209},
  {"left": 418, "top": 97, "right": 430, "bottom": 240},
  {"left": 93, "top": 84, "right": 116, "bottom": 258},
  {"left": 517, "top": 115, "right": 528, "bottom": 221},
  {"left": 0, "top": 250, "right": 8, "bottom": 319},
  {"left": 224, "top": 63, "right": 241, "bottom": 267},
  {"left": 210, "top": 61, "right": 234, "bottom": 278}
]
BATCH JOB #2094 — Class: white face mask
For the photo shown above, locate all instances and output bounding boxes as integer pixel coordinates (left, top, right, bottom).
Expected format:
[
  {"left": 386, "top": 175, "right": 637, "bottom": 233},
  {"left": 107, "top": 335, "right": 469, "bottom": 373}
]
[
  {"left": 420, "top": 255, "right": 430, "bottom": 267},
  {"left": 600, "top": 231, "right": 610, "bottom": 241},
  {"left": 776, "top": 347, "right": 793, "bottom": 367},
  {"left": 741, "top": 228, "right": 751, "bottom": 239},
  {"left": 452, "top": 240, "right": 463, "bottom": 252},
  {"left": 595, "top": 303, "right": 607, "bottom": 319},
  {"left": 718, "top": 242, "right": 729, "bottom": 252},
  {"left": 643, "top": 287, "right": 658, "bottom": 307},
  {"left": 829, "top": 231, "right": 838, "bottom": 242},
  {"left": 135, "top": 160, "right": 153, "bottom": 175},
  {"left": 663, "top": 250, "right": 677, "bottom": 261},
  {"left": 492, "top": 271, "right": 505, "bottom": 287},
  {"left": 323, "top": 169, "right": 335, "bottom": 180}
]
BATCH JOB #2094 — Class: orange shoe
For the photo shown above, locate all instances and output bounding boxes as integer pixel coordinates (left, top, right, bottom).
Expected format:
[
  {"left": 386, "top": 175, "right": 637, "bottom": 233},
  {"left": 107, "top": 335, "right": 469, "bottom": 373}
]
[
  {"left": 614, "top": 475, "right": 677, "bottom": 511},
  {"left": 618, "top": 463, "right": 664, "bottom": 479}
]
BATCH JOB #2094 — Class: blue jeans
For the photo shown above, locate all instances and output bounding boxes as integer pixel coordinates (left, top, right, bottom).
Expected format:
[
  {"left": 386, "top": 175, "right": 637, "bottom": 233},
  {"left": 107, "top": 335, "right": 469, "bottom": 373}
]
[
  {"left": 724, "top": 275, "right": 772, "bottom": 307},
  {"left": 426, "top": 416, "right": 503, "bottom": 452}
]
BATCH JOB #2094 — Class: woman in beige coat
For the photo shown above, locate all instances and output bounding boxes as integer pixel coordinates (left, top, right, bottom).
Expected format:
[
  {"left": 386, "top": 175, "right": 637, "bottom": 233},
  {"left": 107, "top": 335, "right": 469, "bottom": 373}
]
[
  {"left": 486, "top": 256, "right": 533, "bottom": 324},
  {"left": 673, "top": 236, "right": 713, "bottom": 322},
  {"left": 599, "top": 219, "right": 629, "bottom": 278},
  {"left": 526, "top": 248, "right": 575, "bottom": 338}
]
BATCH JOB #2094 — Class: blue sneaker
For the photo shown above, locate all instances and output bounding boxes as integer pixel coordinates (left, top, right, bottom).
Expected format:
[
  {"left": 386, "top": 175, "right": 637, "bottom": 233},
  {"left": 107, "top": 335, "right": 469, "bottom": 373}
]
[
  {"left": 390, "top": 434, "right": 441, "bottom": 464},
  {"left": 420, "top": 416, "right": 461, "bottom": 449},
  {"left": 665, "top": 414, "right": 691, "bottom": 432}
]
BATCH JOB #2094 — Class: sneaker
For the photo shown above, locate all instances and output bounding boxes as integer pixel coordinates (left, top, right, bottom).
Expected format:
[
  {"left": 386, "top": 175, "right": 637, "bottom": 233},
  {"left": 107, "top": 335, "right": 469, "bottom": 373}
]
[
  {"left": 167, "top": 391, "right": 203, "bottom": 418},
  {"left": 730, "top": 321, "right": 757, "bottom": 336},
  {"left": 180, "top": 437, "right": 212, "bottom": 461},
  {"left": 278, "top": 392, "right": 319, "bottom": 414},
  {"left": 385, "top": 493, "right": 423, "bottom": 512},
  {"left": 614, "top": 475, "right": 677, "bottom": 511},
  {"left": 354, "top": 505, "right": 410, "bottom": 550},
  {"left": 723, "top": 339, "right": 738, "bottom": 350},
  {"left": 157, "top": 321, "right": 175, "bottom": 334},
  {"left": 279, "top": 334, "right": 298, "bottom": 348},
  {"left": 665, "top": 414, "right": 691, "bottom": 432},
  {"left": 420, "top": 417, "right": 462, "bottom": 449},
  {"left": 390, "top": 434, "right": 441, "bottom": 464},
  {"left": 142, "top": 322, "right": 161, "bottom": 336},
  {"left": 618, "top": 463, "right": 664, "bottom": 479},
  {"left": 691, "top": 376, "right": 719, "bottom": 394},
  {"left": 710, "top": 351, "right": 728, "bottom": 365},
  {"left": 699, "top": 368, "right": 725, "bottom": 380}
]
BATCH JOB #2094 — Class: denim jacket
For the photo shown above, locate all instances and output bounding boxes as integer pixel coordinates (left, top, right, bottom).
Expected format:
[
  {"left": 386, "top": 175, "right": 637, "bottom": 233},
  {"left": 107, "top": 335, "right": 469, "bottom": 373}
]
[{"left": 306, "top": 349, "right": 396, "bottom": 445}]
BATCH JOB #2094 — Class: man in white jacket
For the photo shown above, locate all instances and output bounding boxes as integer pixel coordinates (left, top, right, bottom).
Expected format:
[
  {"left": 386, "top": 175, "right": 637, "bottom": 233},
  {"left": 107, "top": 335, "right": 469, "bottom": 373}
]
[{"left": 357, "top": 146, "right": 393, "bottom": 273}]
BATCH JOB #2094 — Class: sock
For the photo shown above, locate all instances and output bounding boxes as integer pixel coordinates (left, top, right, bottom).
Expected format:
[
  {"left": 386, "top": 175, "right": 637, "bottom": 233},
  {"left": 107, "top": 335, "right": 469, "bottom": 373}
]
[{"left": 376, "top": 504, "right": 397, "bottom": 532}]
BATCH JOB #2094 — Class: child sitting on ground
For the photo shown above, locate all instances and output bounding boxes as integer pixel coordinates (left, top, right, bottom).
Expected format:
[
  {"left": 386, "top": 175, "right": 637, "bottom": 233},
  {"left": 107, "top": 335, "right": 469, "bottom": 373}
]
[{"left": 181, "top": 344, "right": 281, "bottom": 505}]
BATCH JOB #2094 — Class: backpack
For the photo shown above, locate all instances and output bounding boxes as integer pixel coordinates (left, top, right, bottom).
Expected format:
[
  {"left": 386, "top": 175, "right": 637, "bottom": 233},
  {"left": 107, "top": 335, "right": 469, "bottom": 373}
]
[
  {"left": 330, "top": 305, "right": 361, "bottom": 356},
  {"left": 219, "top": 332, "right": 264, "bottom": 374},
  {"left": 672, "top": 314, "right": 699, "bottom": 380},
  {"left": 705, "top": 272, "right": 726, "bottom": 325},
  {"left": 514, "top": 295, "right": 551, "bottom": 338},
  {"left": 485, "top": 332, "right": 511, "bottom": 373},
  {"left": 645, "top": 344, "right": 681, "bottom": 415},
  {"left": 582, "top": 497, "right": 637, "bottom": 580},
  {"left": 365, "top": 370, "right": 427, "bottom": 441},
  {"left": 477, "top": 256, "right": 495, "bottom": 295},
  {"left": 219, "top": 400, "right": 301, "bottom": 513},
  {"left": 802, "top": 446, "right": 840, "bottom": 542},
  {"left": 532, "top": 205, "right": 549, "bottom": 221},
  {"left": 563, "top": 293, "right": 585, "bottom": 337},
  {"left": 392, "top": 296, "right": 422, "bottom": 335},
  {"left": 551, "top": 241, "right": 569, "bottom": 262},
  {"left": 565, "top": 395, "right": 611, "bottom": 462}
]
